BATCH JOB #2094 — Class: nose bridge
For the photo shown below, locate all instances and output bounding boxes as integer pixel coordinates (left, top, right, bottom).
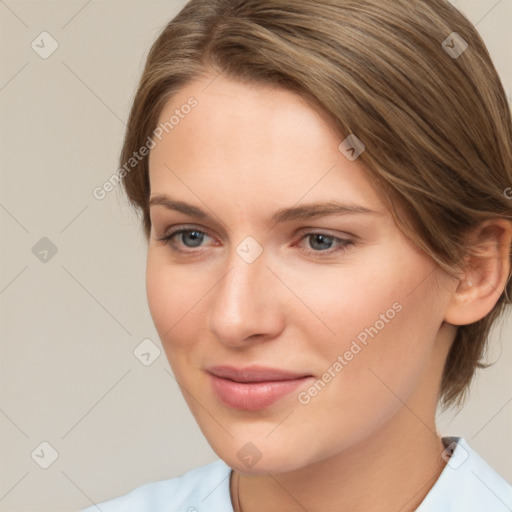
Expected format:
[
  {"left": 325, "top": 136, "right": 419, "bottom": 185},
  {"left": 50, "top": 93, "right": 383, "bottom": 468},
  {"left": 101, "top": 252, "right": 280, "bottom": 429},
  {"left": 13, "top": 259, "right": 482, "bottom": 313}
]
[
  {"left": 208, "top": 238, "right": 278, "bottom": 344},
  {"left": 216, "top": 244, "right": 266, "bottom": 318}
]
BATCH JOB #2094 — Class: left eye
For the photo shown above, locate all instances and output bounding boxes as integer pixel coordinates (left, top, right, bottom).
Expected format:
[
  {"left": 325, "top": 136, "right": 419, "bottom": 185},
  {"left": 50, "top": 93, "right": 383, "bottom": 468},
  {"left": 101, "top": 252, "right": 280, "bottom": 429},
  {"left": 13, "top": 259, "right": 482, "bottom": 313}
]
[
  {"left": 298, "top": 232, "right": 353, "bottom": 254},
  {"left": 157, "top": 228, "right": 353, "bottom": 256}
]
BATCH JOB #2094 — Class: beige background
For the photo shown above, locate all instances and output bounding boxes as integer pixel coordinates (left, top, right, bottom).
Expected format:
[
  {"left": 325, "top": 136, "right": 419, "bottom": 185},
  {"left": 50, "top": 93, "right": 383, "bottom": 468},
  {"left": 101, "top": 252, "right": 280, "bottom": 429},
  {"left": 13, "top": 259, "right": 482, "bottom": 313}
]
[{"left": 0, "top": 1, "right": 511, "bottom": 510}]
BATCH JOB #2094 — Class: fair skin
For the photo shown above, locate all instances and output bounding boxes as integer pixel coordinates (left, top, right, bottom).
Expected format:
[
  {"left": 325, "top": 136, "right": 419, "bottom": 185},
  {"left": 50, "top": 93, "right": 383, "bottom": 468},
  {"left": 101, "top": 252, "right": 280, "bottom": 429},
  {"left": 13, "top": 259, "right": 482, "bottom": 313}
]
[{"left": 146, "top": 72, "right": 511, "bottom": 512}]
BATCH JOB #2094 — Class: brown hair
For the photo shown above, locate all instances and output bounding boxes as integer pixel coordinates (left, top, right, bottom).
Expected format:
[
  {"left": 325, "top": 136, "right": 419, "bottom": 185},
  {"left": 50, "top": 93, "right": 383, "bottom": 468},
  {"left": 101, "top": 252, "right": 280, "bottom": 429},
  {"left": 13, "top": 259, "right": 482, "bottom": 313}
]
[{"left": 119, "top": 0, "right": 512, "bottom": 410}]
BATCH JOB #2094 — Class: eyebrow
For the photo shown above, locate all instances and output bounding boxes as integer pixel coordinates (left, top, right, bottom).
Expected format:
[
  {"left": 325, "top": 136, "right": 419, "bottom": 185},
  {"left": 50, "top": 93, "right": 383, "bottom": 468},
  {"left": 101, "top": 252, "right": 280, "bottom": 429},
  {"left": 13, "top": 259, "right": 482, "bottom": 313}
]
[{"left": 149, "top": 194, "right": 381, "bottom": 226}]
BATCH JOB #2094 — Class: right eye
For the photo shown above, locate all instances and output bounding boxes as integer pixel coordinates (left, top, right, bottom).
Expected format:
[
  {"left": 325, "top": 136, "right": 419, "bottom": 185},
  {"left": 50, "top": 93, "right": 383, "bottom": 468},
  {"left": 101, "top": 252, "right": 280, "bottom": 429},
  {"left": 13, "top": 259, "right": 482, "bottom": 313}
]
[{"left": 157, "top": 226, "right": 215, "bottom": 253}]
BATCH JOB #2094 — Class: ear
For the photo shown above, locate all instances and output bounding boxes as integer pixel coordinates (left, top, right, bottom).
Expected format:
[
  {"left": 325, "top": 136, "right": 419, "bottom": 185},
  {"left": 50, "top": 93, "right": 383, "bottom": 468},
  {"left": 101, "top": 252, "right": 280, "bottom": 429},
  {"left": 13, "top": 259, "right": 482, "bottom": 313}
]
[{"left": 444, "top": 218, "right": 512, "bottom": 326}]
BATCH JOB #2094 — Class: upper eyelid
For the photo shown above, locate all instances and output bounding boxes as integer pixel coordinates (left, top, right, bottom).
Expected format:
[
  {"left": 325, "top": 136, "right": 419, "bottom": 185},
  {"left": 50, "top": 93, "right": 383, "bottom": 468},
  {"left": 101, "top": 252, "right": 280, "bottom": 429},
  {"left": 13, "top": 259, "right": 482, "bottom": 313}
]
[
  {"left": 161, "top": 224, "right": 350, "bottom": 238},
  {"left": 161, "top": 225, "right": 214, "bottom": 238}
]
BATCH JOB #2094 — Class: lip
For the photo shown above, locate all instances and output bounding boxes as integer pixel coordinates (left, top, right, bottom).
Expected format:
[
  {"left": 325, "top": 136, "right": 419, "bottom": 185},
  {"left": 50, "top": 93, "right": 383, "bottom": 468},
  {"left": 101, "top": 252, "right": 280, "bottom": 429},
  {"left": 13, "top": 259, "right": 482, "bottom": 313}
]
[{"left": 207, "top": 365, "right": 313, "bottom": 410}]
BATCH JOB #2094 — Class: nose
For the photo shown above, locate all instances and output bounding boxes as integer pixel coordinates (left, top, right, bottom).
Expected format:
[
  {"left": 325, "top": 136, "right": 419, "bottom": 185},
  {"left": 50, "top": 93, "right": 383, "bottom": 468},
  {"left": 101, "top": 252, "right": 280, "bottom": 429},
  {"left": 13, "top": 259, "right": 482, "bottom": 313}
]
[{"left": 207, "top": 245, "right": 284, "bottom": 348}]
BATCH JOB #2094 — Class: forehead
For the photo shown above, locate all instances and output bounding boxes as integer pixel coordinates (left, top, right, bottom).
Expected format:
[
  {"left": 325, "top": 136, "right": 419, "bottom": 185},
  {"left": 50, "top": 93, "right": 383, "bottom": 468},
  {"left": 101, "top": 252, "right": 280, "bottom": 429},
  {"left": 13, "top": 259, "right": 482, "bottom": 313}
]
[
  {"left": 153, "top": 74, "right": 337, "bottom": 152},
  {"left": 148, "top": 74, "right": 383, "bottom": 213}
]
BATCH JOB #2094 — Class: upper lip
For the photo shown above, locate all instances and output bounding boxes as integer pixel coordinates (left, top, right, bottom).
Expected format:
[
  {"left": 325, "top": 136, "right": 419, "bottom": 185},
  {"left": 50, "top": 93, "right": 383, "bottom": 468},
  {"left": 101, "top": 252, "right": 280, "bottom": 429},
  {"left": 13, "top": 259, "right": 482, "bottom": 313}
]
[{"left": 207, "top": 365, "right": 312, "bottom": 383}]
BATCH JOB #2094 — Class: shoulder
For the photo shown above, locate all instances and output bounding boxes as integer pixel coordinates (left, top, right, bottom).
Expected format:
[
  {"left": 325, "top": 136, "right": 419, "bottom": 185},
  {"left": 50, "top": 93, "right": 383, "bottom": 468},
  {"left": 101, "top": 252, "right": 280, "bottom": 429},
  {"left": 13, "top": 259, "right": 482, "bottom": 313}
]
[
  {"left": 417, "top": 436, "right": 512, "bottom": 511},
  {"left": 78, "top": 459, "right": 233, "bottom": 512}
]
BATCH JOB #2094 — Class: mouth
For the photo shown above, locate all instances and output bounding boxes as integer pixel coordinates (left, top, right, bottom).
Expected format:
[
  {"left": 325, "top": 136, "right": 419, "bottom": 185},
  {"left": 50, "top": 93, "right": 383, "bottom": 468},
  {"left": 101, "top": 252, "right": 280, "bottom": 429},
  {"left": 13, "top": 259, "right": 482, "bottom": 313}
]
[{"left": 206, "top": 365, "right": 314, "bottom": 410}]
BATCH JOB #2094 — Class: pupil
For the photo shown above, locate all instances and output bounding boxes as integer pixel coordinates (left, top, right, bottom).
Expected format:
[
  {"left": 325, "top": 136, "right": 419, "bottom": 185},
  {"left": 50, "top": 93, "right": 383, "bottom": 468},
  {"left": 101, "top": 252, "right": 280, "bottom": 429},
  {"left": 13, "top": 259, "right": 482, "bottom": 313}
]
[
  {"left": 311, "top": 234, "right": 332, "bottom": 250},
  {"left": 184, "top": 231, "right": 203, "bottom": 247}
]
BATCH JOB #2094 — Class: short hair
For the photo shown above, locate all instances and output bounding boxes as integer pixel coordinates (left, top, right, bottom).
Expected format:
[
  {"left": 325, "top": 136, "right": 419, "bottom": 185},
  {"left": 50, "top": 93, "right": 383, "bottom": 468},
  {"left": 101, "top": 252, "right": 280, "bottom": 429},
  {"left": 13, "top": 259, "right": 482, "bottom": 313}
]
[{"left": 118, "top": 0, "right": 512, "bottom": 410}]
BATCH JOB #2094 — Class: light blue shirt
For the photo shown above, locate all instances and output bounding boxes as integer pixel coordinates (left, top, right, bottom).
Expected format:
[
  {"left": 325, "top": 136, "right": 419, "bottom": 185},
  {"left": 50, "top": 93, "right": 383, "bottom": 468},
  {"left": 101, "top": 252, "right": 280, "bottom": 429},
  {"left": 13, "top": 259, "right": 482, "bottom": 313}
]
[{"left": 79, "top": 437, "right": 512, "bottom": 511}]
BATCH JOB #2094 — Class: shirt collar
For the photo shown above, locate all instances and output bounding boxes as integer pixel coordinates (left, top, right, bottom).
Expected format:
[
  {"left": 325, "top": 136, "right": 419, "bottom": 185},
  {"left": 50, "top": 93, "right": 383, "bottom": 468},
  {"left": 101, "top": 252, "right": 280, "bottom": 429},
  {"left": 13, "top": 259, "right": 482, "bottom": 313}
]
[{"left": 416, "top": 436, "right": 512, "bottom": 511}]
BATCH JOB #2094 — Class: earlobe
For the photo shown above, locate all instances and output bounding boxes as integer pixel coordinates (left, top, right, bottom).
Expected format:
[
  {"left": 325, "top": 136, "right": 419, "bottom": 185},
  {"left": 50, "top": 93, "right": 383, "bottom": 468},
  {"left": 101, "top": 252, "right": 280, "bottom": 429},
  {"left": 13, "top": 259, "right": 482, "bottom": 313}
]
[{"left": 443, "top": 218, "right": 512, "bottom": 326}]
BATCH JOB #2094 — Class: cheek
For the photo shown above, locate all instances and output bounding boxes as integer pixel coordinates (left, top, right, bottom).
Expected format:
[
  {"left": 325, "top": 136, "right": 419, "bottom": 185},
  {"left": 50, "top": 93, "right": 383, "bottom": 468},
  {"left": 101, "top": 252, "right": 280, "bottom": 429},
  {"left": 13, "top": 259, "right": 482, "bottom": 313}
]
[
  {"left": 291, "top": 283, "right": 439, "bottom": 454},
  {"left": 146, "top": 256, "right": 173, "bottom": 336},
  {"left": 306, "top": 256, "right": 440, "bottom": 399},
  {"left": 145, "top": 252, "right": 204, "bottom": 351},
  {"left": 288, "top": 257, "right": 410, "bottom": 359}
]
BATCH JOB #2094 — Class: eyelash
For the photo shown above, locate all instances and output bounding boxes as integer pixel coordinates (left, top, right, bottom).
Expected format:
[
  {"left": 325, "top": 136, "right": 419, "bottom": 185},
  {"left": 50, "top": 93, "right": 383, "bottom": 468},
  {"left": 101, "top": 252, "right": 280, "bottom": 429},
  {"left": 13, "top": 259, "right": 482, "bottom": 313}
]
[{"left": 156, "top": 225, "right": 354, "bottom": 257}]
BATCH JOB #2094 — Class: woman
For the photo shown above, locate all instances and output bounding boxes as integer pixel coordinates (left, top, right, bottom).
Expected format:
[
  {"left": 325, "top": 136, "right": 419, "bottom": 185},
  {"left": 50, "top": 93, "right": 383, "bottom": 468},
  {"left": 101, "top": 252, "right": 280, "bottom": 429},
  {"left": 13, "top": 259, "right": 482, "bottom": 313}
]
[{"left": 81, "top": 0, "right": 512, "bottom": 510}]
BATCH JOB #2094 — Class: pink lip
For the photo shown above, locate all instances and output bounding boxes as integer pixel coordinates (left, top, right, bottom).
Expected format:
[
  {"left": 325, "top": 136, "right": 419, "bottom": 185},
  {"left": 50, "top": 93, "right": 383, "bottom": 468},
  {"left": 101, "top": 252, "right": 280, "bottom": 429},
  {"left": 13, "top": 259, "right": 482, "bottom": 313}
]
[{"left": 207, "top": 365, "right": 313, "bottom": 410}]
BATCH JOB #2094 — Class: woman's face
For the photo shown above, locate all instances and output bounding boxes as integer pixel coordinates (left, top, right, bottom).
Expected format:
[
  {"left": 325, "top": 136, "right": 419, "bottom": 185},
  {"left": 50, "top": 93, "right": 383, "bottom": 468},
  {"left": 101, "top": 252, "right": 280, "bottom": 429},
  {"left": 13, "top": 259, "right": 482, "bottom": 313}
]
[{"left": 146, "top": 73, "right": 458, "bottom": 473}]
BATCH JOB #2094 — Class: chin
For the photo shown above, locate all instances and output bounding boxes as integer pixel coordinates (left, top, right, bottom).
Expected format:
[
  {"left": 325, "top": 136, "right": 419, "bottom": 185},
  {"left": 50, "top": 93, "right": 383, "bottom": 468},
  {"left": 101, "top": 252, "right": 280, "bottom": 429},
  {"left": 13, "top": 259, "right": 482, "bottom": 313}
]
[
  {"left": 222, "top": 449, "right": 307, "bottom": 475},
  {"left": 203, "top": 429, "right": 315, "bottom": 475}
]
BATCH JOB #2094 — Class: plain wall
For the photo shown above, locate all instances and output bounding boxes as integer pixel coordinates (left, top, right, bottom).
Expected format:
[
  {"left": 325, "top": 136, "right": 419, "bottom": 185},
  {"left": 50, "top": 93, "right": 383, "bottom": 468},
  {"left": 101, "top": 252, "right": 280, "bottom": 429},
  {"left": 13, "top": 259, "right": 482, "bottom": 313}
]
[{"left": 0, "top": 1, "right": 510, "bottom": 510}]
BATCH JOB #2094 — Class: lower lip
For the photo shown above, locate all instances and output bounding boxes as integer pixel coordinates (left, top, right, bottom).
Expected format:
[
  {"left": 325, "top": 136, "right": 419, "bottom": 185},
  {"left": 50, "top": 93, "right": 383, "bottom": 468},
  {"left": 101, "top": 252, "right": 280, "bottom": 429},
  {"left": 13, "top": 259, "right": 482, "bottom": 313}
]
[{"left": 209, "top": 374, "right": 313, "bottom": 410}]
